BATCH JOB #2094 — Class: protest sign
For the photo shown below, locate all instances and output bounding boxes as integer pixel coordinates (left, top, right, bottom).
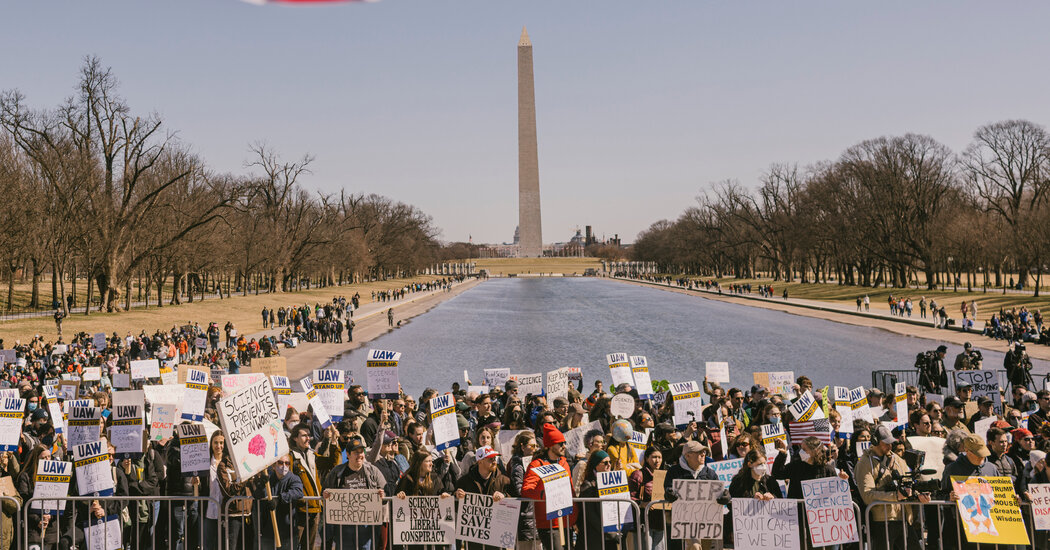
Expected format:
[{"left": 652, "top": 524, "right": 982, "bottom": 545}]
[
  {"left": 313, "top": 368, "right": 346, "bottom": 422},
  {"left": 66, "top": 399, "right": 92, "bottom": 411},
  {"left": 848, "top": 386, "right": 873, "bottom": 423},
  {"left": 565, "top": 367, "right": 582, "bottom": 381},
  {"left": 161, "top": 371, "right": 178, "bottom": 386},
  {"left": 670, "top": 479, "right": 723, "bottom": 540},
  {"left": 670, "top": 381, "right": 702, "bottom": 429},
  {"left": 789, "top": 390, "right": 825, "bottom": 421},
  {"left": 974, "top": 416, "right": 996, "bottom": 442},
  {"left": 324, "top": 489, "right": 386, "bottom": 525},
  {"left": 129, "top": 359, "right": 160, "bottom": 380},
  {"left": 32, "top": 459, "right": 71, "bottom": 515},
  {"left": 85, "top": 515, "right": 122, "bottom": 550},
  {"left": 761, "top": 422, "right": 788, "bottom": 465},
  {"left": 628, "top": 429, "right": 650, "bottom": 464},
  {"left": 768, "top": 371, "right": 796, "bottom": 398},
  {"left": 1028, "top": 483, "right": 1050, "bottom": 530},
  {"left": 195, "top": 337, "right": 207, "bottom": 350},
  {"left": 300, "top": 378, "right": 332, "bottom": 429},
  {"left": 68, "top": 406, "right": 102, "bottom": 448},
  {"left": 149, "top": 403, "right": 178, "bottom": 442},
  {"left": 607, "top": 352, "right": 634, "bottom": 389},
  {"left": 496, "top": 429, "right": 525, "bottom": 466},
  {"left": 176, "top": 423, "right": 210, "bottom": 476},
  {"left": 467, "top": 385, "right": 489, "bottom": 394},
  {"left": 430, "top": 393, "right": 460, "bottom": 451},
  {"left": 218, "top": 378, "right": 287, "bottom": 482},
  {"left": 706, "top": 362, "right": 730, "bottom": 384},
  {"left": 597, "top": 469, "right": 634, "bottom": 532},
  {"left": 58, "top": 381, "right": 79, "bottom": 400},
  {"left": 142, "top": 384, "right": 184, "bottom": 406},
  {"left": 546, "top": 368, "right": 569, "bottom": 402},
  {"left": 220, "top": 373, "right": 267, "bottom": 397},
  {"left": 709, "top": 458, "right": 745, "bottom": 490},
  {"left": 271, "top": 375, "right": 291, "bottom": 416},
  {"left": 366, "top": 349, "right": 401, "bottom": 399},
  {"left": 954, "top": 370, "right": 1003, "bottom": 415},
  {"left": 733, "top": 498, "right": 801, "bottom": 550},
  {"left": 0, "top": 389, "right": 15, "bottom": 400},
  {"left": 43, "top": 385, "right": 65, "bottom": 434},
  {"left": 81, "top": 367, "right": 102, "bottom": 382},
  {"left": 92, "top": 332, "right": 107, "bottom": 350},
  {"left": 392, "top": 495, "right": 455, "bottom": 545},
  {"left": 610, "top": 393, "right": 634, "bottom": 419},
  {"left": 951, "top": 476, "right": 1029, "bottom": 545},
  {"left": 113, "top": 373, "right": 130, "bottom": 389},
  {"left": 0, "top": 350, "right": 14, "bottom": 364},
  {"left": 802, "top": 477, "right": 859, "bottom": 547},
  {"left": 510, "top": 373, "right": 543, "bottom": 396},
  {"left": 110, "top": 404, "right": 144, "bottom": 459},
  {"left": 455, "top": 493, "right": 521, "bottom": 547},
  {"left": 252, "top": 356, "right": 287, "bottom": 378},
  {"left": 534, "top": 464, "right": 573, "bottom": 520},
  {"left": 0, "top": 398, "right": 24, "bottom": 451},
  {"left": 893, "top": 382, "right": 908, "bottom": 422},
  {"left": 483, "top": 368, "right": 510, "bottom": 389},
  {"left": 73, "top": 440, "right": 115, "bottom": 496},
  {"left": 628, "top": 356, "right": 653, "bottom": 399},
  {"left": 832, "top": 387, "right": 854, "bottom": 435},
  {"left": 181, "top": 368, "right": 209, "bottom": 422},
  {"left": 112, "top": 390, "right": 144, "bottom": 409},
  {"left": 564, "top": 420, "right": 602, "bottom": 458},
  {"left": 906, "top": 436, "right": 945, "bottom": 480}
]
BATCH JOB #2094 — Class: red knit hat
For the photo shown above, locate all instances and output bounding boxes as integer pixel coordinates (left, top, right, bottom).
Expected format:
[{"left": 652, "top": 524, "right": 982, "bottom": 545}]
[
  {"left": 542, "top": 423, "right": 565, "bottom": 447},
  {"left": 1012, "top": 428, "right": 1034, "bottom": 441}
]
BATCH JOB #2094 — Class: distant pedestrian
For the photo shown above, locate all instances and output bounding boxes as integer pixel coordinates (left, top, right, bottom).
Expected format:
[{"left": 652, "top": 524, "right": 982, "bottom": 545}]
[
  {"left": 856, "top": 297, "right": 862, "bottom": 311},
  {"left": 387, "top": 308, "right": 394, "bottom": 327},
  {"left": 863, "top": 295, "right": 870, "bottom": 312},
  {"left": 348, "top": 320, "right": 355, "bottom": 342}
]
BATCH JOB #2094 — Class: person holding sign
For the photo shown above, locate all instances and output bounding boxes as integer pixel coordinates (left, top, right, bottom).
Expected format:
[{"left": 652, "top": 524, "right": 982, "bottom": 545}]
[
  {"left": 322, "top": 435, "right": 387, "bottom": 550},
  {"left": 578, "top": 451, "right": 623, "bottom": 550},
  {"left": 252, "top": 454, "right": 305, "bottom": 550},
  {"left": 17, "top": 446, "right": 67, "bottom": 549},
  {"left": 521, "top": 424, "right": 578, "bottom": 549},
  {"left": 772, "top": 436, "right": 847, "bottom": 498},
  {"left": 393, "top": 450, "right": 455, "bottom": 549}
]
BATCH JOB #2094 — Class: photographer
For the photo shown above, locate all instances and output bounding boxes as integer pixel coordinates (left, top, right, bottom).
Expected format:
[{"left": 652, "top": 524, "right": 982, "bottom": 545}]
[
  {"left": 953, "top": 342, "right": 983, "bottom": 370},
  {"left": 915, "top": 345, "right": 948, "bottom": 394},
  {"left": 855, "top": 425, "right": 929, "bottom": 550},
  {"left": 1005, "top": 342, "right": 1034, "bottom": 391}
]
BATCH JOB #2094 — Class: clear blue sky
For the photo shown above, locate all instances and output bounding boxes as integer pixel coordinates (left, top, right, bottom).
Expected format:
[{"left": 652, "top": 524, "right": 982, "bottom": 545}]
[{"left": 5, "top": 1, "right": 1050, "bottom": 245}]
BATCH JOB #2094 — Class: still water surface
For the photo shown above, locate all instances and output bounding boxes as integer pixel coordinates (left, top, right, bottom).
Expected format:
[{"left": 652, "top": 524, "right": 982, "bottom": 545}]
[{"left": 331, "top": 278, "right": 1045, "bottom": 397}]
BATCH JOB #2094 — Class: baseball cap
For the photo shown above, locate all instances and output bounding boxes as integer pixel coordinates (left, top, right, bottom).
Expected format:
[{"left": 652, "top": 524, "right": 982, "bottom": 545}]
[
  {"left": 683, "top": 440, "right": 710, "bottom": 455},
  {"left": 977, "top": 396, "right": 993, "bottom": 407},
  {"left": 505, "top": 380, "right": 519, "bottom": 391},
  {"left": 944, "top": 397, "right": 965, "bottom": 409},
  {"left": 475, "top": 445, "right": 500, "bottom": 461},
  {"left": 345, "top": 435, "right": 366, "bottom": 453},
  {"left": 31, "top": 408, "right": 48, "bottom": 421},
  {"left": 750, "top": 384, "right": 767, "bottom": 395},
  {"left": 962, "top": 434, "right": 990, "bottom": 458},
  {"left": 381, "top": 430, "right": 398, "bottom": 444},
  {"left": 964, "top": 342, "right": 973, "bottom": 350},
  {"left": 874, "top": 424, "right": 896, "bottom": 445}
]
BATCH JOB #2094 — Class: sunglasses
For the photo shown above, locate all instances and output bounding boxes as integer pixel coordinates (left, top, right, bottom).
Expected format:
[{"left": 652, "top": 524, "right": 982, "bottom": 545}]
[{"left": 276, "top": 460, "right": 291, "bottom": 466}]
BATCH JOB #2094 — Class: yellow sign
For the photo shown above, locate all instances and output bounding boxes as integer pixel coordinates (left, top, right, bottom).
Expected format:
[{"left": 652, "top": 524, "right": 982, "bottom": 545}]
[{"left": 951, "top": 476, "right": 1029, "bottom": 545}]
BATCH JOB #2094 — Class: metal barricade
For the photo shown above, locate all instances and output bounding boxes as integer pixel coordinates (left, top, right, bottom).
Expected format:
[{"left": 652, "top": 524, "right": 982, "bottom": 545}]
[
  {"left": 871, "top": 368, "right": 1011, "bottom": 395},
  {"left": 0, "top": 495, "right": 20, "bottom": 550},
  {"left": 24, "top": 495, "right": 210, "bottom": 550},
  {"left": 865, "top": 499, "right": 1044, "bottom": 550}
]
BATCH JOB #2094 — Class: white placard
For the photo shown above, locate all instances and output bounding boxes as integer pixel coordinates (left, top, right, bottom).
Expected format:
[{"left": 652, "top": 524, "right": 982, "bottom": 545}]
[
  {"left": 220, "top": 373, "right": 267, "bottom": 398},
  {"left": 81, "top": 367, "right": 102, "bottom": 382},
  {"left": 564, "top": 420, "right": 602, "bottom": 458},
  {"left": 849, "top": 386, "right": 873, "bottom": 423},
  {"left": 511, "top": 373, "right": 543, "bottom": 397},
  {"left": 366, "top": 349, "right": 401, "bottom": 399},
  {"left": 43, "top": 386, "right": 65, "bottom": 435},
  {"left": 670, "top": 381, "right": 702, "bottom": 428},
  {"left": 324, "top": 489, "right": 386, "bottom": 525},
  {"left": 271, "top": 376, "right": 291, "bottom": 417},
  {"left": 0, "top": 398, "right": 24, "bottom": 451},
  {"left": 67, "top": 406, "right": 102, "bottom": 449},
  {"left": 160, "top": 371, "right": 178, "bottom": 386},
  {"left": 113, "top": 373, "right": 130, "bottom": 389},
  {"left": 0, "top": 350, "right": 15, "bottom": 364},
  {"left": 85, "top": 514, "right": 122, "bottom": 550},
  {"left": 733, "top": 498, "right": 801, "bottom": 550},
  {"left": 629, "top": 356, "right": 654, "bottom": 399},
  {"left": 92, "top": 333, "right": 107, "bottom": 350},
  {"left": 546, "top": 368, "right": 570, "bottom": 402},
  {"left": 430, "top": 393, "right": 460, "bottom": 451},
  {"left": 176, "top": 422, "right": 210, "bottom": 476},
  {"left": 670, "top": 479, "right": 723, "bottom": 540},
  {"left": 195, "top": 338, "right": 207, "bottom": 349},
  {"left": 1028, "top": 484, "right": 1050, "bottom": 530},
  {"left": 454, "top": 494, "right": 520, "bottom": 547},
  {"left": 149, "top": 403, "right": 178, "bottom": 442},
  {"left": 142, "top": 384, "right": 184, "bottom": 406},
  {"left": 181, "top": 368, "right": 209, "bottom": 422},
  {"left": 483, "top": 368, "right": 510, "bottom": 389},
  {"left": 789, "top": 390, "right": 824, "bottom": 422},
  {"left": 610, "top": 393, "right": 634, "bottom": 419},
  {"left": 73, "top": 440, "right": 115, "bottom": 496},
  {"left": 110, "top": 404, "right": 144, "bottom": 458},
  {"left": 705, "top": 362, "right": 730, "bottom": 384},
  {"left": 534, "top": 464, "right": 573, "bottom": 520},
  {"left": 129, "top": 359, "right": 160, "bottom": 380},
  {"left": 832, "top": 387, "right": 854, "bottom": 436},
  {"left": 606, "top": 352, "right": 634, "bottom": 389},
  {"left": 894, "top": 382, "right": 908, "bottom": 423},
  {"left": 628, "top": 429, "right": 650, "bottom": 464},
  {"left": 768, "top": 371, "right": 796, "bottom": 398},
  {"left": 217, "top": 378, "right": 287, "bottom": 481},
  {"left": 32, "top": 459, "right": 72, "bottom": 515},
  {"left": 300, "top": 378, "right": 332, "bottom": 429},
  {"left": 761, "top": 422, "right": 788, "bottom": 464},
  {"left": 597, "top": 469, "right": 634, "bottom": 532},
  {"left": 392, "top": 496, "right": 455, "bottom": 545},
  {"left": 801, "top": 477, "right": 859, "bottom": 546},
  {"left": 313, "top": 369, "right": 346, "bottom": 422}
]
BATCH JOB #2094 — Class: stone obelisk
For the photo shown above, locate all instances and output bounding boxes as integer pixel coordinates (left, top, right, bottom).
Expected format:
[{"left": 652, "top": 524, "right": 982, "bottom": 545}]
[{"left": 517, "top": 26, "right": 543, "bottom": 258}]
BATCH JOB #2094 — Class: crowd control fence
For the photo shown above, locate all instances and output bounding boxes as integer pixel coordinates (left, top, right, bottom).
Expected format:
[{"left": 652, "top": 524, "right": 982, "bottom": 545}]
[
  {"left": 871, "top": 368, "right": 1014, "bottom": 395},
  {"left": 865, "top": 500, "right": 1047, "bottom": 550}
]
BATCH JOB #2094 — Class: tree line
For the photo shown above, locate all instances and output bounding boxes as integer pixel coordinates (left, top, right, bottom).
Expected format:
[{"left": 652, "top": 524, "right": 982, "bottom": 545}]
[
  {"left": 631, "top": 121, "right": 1050, "bottom": 296},
  {"left": 0, "top": 57, "right": 454, "bottom": 313}
]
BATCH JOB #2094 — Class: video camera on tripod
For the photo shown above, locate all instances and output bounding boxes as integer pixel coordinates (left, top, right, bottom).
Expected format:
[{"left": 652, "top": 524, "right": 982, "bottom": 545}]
[{"left": 889, "top": 449, "right": 939, "bottom": 500}]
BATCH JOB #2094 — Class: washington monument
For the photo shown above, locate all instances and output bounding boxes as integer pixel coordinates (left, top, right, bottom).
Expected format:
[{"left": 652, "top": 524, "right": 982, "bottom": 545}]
[{"left": 517, "top": 27, "right": 543, "bottom": 257}]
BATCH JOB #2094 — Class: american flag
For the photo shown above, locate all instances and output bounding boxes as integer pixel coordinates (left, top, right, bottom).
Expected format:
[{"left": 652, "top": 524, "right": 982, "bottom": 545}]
[{"left": 788, "top": 418, "right": 833, "bottom": 445}]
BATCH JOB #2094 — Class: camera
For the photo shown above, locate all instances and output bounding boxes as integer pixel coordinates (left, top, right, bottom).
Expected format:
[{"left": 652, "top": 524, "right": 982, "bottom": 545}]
[{"left": 889, "top": 449, "right": 939, "bottom": 499}]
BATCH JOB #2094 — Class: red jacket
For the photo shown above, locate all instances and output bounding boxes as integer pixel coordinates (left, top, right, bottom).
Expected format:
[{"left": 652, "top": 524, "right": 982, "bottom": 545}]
[{"left": 520, "top": 454, "right": 578, "bottom": 529}]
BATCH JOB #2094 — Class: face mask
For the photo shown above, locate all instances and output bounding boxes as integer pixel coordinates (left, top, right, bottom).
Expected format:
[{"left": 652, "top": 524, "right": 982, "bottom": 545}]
[
  {"left": 752, "top": 463, "right": 768, "bottom": 476},
  {"left": 274, "top": 465, "right": 290, "bottom": 477},
  {"left": 769, "top": 416, "right": 781, "bottom": 424},
  {"left": 28, "top": 403, "right": 37, "bottom": 412},
  {"left": 800, "top": 448, "right": 811, "bottom": 462}
]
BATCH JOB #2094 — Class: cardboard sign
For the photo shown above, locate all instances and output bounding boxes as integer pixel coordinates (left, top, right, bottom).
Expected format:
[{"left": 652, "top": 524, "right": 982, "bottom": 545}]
[
  {"left": 510, "top": 373, "right": 543, "bottom": 396},
  {"left": 366, "top": 349, "right": 400, "bottom": 399},
  {"left": 564, "top": 420, "right": 602, "bottom": 458},
  {"left": 610, "top": 393, "right": 634, "bottom": 419},
  {"left": 546, "top": 368, "right": 570, "bottom": 402},
  {"left": 534, "top": 463, "right": 573, "bottom": 520},
  {"left": 832, "top": 387, "right": 855, "bottom": 436},
  {"left": 629, "top": 356, "right": 653, "bottom": 399},
  {"left": 606, "top": 352, "right": 634, "bottom": 389},
  {"left": 58, "top": 381, "right": 79, "bottom": 400},
  {"left": 324, "top": 489, "right": 386, "bottom": 525},
  {"left": 709, "top": 458, "right": 745, "bottom": 490},
  {"left": 392, "top": 496, "right": 455, "bottom": 545},
  {"left": 251, "top": 356, "right": 287, "bottom": 378},
  {"left": 733, "top": 498, "right": 801, "bottom": 550},
  {"left": 597, "top": 469, "right": 634, "bottom": 532},
  {"left": 73, "top": 440, "right": 115, "bottom": 496},
  {"left": 110, "top": 405, "right": 144, "bottom": 459},
  {"left": 32, "top": 460, "right": 72, "bottom": 515},
  {"left": 789, "top": 390, "right": 825, "bottom": 422},
  {"left": 218, "top": 378, "right": 287, "bottom": 482},
  {"left": 176, "top": 423, "right": 210, "bottom": 476},
  {"left": 802, "top": 477, "right": 859, "bottom": 547},
  {"left": 455, "top": 494, "right": 521, "bottom": 547},
  {"left": 670, "top": 381, "right": 702, "bottom": 429},
  {"left": 670, "top": 479, "right": 723, "bottom": 540},
  {"left": 0, "top": 398, "right": 23, "bottom": 451},
  {"left": 67, "top": 406, "right": 102, "bottom": 449},
  {"left": 1028, "top": 483, "right": 1050, "bottom": 530},
  {"left": 951, "top": 476, "right": 1030, "bottom": 545},
  {"left": 705, "top": 362, "right": 730, "bottom": 384},
  {"left": 85, "top": 514, "right": 122, "bottom": 550},
  {"left": 848, "top": 386, "right": 873, "bottom": 423},
  {"left": 430, "top": 393, "right": 460, "bottom": 451},
  {"left": 130, "top": 359, "right": 161, "bottom": 380},
  {"left": 271, "top": 376, "right": 291, "bottom": 417},
  {"left": 483, "top": 368, "right": 510, "bottom": 390},
  {"left": 954, "top": 370, "right": 1003, "bottom": 415},
  {"left": 181, "top": 368, "right": 209, "bottom": 422},
  {"left": 300, "top": 378, "right": 332, "bottom": 429},
  {"left": 313, "top": 369, "right": 346, "bottom": 422}
]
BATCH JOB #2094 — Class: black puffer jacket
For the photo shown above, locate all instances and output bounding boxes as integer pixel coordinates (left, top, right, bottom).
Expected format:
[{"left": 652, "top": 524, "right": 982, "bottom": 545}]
[{"left": 507, "top": 452, "right": 538, "bottom": 541}]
